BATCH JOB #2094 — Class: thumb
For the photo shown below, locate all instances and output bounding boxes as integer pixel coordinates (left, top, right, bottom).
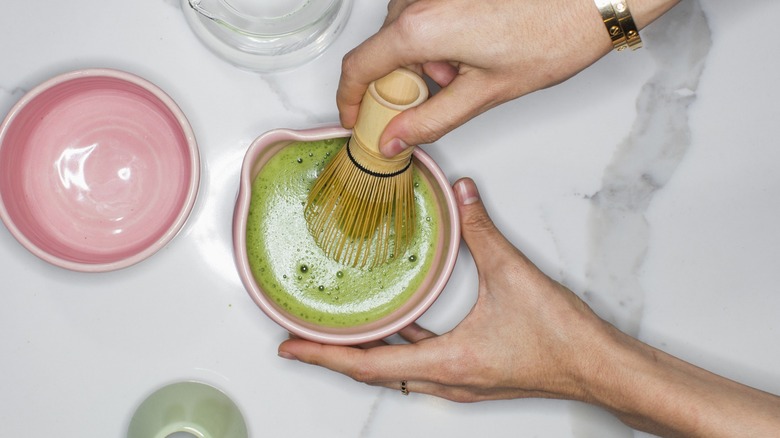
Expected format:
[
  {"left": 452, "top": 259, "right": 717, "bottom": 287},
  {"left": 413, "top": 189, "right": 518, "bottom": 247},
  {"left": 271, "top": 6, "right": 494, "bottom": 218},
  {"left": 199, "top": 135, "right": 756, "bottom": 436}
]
[
  {"left": 378, "top": 75, "right": 495, "bottom": 157},
  {"left": 453, "top": 178, "right": 510, "bottom": 267}
]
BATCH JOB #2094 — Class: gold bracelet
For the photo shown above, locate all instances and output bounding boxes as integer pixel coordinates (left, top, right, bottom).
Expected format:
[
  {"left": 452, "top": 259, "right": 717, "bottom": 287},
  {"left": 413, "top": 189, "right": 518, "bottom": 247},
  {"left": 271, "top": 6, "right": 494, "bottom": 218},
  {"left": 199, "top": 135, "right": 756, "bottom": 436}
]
[
  {"left": 594, "top": 0, "right": 627, "bottom": 51},
  {"left": 594, "top": 0, "right": 642, "bottom": 51}
]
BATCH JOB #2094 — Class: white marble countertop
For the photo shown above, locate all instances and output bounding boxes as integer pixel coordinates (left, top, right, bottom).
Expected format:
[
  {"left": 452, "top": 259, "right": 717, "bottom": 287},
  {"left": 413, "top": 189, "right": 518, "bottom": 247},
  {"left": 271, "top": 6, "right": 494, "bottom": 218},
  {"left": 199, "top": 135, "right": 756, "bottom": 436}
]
[{"left": 2, "top": 1, "right": 779, "bottom": 437}]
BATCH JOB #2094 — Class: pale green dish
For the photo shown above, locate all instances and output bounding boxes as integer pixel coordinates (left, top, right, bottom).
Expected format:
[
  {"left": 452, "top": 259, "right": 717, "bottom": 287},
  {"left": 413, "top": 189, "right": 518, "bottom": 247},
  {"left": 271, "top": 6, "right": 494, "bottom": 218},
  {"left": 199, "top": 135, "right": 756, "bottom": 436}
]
[{"left": 127, "top": 381, "right": 247, "bottom": 438}]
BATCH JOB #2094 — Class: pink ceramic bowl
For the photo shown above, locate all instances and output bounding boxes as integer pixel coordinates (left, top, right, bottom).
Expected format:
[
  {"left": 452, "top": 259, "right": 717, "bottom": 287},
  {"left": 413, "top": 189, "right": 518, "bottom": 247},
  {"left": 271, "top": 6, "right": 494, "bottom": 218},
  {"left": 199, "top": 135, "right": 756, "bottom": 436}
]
[
  {"left": 0, "top": 69, "right": 200, "bottom": 272},
  {"left": 233, "top": 127, "right": 459, "bottom": 345}
]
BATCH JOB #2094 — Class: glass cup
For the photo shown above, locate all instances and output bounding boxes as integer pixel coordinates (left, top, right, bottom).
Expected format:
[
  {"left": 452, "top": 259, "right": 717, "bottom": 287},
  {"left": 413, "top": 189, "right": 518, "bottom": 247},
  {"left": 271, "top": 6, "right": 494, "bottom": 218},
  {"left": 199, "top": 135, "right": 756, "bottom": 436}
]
[{"left": 182, "top": 0, "right": 353, "bottom": 72}]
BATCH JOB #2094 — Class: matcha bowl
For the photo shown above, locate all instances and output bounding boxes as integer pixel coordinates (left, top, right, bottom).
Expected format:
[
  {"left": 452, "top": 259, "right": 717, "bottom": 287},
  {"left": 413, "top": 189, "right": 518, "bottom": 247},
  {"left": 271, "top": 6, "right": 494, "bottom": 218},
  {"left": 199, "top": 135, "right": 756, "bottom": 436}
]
[
  {"left": 0, "top": 69, "right": 199, "bottom": 272},
  {"left": 233, "top": 127, "right": 459, "bottom": 345}
]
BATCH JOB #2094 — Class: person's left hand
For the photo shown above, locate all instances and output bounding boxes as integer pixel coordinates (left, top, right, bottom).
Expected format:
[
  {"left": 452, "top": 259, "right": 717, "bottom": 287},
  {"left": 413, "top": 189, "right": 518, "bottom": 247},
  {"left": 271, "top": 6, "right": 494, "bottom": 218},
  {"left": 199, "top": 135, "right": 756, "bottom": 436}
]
[{"left": 277, "top": 177, "right": 606, "bottom": 402}]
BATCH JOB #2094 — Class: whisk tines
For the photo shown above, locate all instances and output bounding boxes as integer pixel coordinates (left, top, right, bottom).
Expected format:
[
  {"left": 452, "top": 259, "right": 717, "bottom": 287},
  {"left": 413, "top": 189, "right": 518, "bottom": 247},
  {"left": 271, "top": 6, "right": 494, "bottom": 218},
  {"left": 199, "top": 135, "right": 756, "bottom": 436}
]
[
  {"left": 305, "top": 141, "right": 416, "bottom": 268},
  {"left": 303, "top": 68, "right": 428, "bottom": 268}
]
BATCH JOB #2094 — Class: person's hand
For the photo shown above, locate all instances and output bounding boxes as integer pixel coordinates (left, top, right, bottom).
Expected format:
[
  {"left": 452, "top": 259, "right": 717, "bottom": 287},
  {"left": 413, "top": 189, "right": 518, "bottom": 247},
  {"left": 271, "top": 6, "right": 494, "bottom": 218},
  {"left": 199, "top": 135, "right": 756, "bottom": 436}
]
[
  {"left": 337, "top": 0, "right": 679, "bottom": 157},
  {"left": 278, "top": 177, "right": 608, "bottom": 402},
  {"left": 338, "top": 0, "right": 612, "bottom": 157},
  {"left": 278, "top": 177, "right": 780, "bottom": 436}
]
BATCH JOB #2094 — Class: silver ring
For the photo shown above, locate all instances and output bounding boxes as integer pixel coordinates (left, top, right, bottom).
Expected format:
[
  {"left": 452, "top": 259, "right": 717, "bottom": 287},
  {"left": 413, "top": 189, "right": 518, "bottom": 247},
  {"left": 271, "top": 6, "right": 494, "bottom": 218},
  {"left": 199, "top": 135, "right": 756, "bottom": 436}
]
[{"left": 400, "top": 380, "right": 409, "bottom": 396}]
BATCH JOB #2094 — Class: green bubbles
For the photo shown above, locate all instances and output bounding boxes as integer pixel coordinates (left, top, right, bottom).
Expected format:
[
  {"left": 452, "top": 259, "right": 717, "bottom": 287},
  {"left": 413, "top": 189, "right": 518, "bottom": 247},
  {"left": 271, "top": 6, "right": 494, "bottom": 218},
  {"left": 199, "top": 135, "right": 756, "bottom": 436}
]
[
  {"left": 408, "top": 255, "right": 417, "bottom": 262},
  {"left": 245, "top": 137, "right": 438, "bottom": 328}
]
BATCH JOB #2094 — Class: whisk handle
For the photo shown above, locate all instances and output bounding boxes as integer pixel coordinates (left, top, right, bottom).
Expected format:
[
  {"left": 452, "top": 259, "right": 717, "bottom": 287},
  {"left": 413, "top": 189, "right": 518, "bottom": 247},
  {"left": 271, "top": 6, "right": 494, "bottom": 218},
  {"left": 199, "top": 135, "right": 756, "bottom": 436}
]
[{"left": 351, "top": 68, "right": 428, "bottom": 173}]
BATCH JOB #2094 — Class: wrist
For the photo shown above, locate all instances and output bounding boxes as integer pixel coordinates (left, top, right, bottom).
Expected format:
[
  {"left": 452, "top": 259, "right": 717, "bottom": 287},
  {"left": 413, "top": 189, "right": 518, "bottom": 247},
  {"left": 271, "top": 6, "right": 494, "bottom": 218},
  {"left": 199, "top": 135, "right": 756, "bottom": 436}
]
[
  {"left": 575, "top": 325, "right": 657, "bottom": 415},
  {"left": 587, "top": 0, "right": 681, "bottom": 52},
  {"left": 563, "top": 319, "right": 630, "bottom": 404},
  {"left": 535, "top": 299, "right": 625, "bottom": 403},
  {"left": 628, "top": 0, "right": 681, "bottom": 29},
  {"left": 574, "top": 319, "right": 780, "bottom": 437},
  {"left": 571, "top": 324, "right": 686, "bottom": 435}
]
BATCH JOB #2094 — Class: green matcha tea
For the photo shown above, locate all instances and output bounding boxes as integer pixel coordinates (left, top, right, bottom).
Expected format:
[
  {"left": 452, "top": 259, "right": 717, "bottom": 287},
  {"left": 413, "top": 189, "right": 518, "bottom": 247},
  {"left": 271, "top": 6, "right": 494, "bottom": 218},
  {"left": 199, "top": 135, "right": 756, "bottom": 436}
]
[{"left": 245, "top": 138, "right": 440, "bottom": 327}]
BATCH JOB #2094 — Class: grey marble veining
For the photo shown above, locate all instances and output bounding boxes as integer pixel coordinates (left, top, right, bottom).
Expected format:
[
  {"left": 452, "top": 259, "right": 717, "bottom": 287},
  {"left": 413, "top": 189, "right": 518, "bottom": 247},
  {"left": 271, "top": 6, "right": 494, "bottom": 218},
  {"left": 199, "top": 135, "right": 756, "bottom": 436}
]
[
  {"left": 584, "top": 0, "right": 712, "bottom": 337},
  {"left": 1, "top": 1, "right": 778, "bottom": 437},
  {"left": 571, "top": 3, "right": 713, "bottom": 437},
  {"left": 0, "top": 86, "right": 27, "bottom": 117},
  {"left": 358, "top": 391, "right": 386, "bottom": 438}
]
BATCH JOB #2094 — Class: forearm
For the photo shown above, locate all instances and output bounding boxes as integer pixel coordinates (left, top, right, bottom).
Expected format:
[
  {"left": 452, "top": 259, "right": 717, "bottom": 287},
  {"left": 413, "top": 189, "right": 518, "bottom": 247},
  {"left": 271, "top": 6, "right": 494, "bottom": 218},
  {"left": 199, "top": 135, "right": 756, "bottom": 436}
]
[{"left": 581, "top": 323, "right": 780, "bottom": 437}]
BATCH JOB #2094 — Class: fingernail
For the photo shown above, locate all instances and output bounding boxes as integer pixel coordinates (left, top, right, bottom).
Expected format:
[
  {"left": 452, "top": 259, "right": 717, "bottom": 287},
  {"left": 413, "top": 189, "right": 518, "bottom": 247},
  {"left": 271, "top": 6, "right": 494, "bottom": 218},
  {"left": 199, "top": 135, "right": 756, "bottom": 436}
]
[
  {"left": 278, "top": 350, "right": 298, "bottom": 361},
  {"left": 381, "top": 138, "right": 409, "bottom": 157},
  {"left": 455, "top": 180, "right": 480, "bottom": 205}
]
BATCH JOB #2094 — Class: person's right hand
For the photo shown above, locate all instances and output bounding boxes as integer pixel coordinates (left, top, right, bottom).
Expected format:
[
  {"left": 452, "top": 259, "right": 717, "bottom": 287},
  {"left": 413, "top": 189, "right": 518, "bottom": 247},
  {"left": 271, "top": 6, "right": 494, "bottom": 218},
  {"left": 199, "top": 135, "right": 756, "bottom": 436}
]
[
  {"left": 338, "top": 0, "right": 679, "bottom": 157},
  {"left": 338, "top": 0, "right": 612, "bottom": 156}
]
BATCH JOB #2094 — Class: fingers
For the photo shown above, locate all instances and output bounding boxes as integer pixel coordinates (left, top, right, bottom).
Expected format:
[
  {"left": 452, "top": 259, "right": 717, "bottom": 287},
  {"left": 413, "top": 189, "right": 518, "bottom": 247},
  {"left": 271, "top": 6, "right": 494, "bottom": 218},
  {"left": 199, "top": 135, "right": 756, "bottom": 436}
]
[
  {"left": 279, "top": 338, "right": 435, "bottom": 384},
  {"left": 398, "top": 322, "right": 437, "bottom": 343},
  {"left": 422, "top": 61, "right": 458, "bottom": 87},
  {"left": 278, "top": 341, "right": 492, "bottom": 403},
  {"left": 452, "top": 178, "right": 512, "bottom": 268},
  {"left": 378, "top": 72, "right": 501, "bottom": 156},
  {"left": 278, "top": 324, "right": 453, "bottom": 400},
  {"left": 453, "top": 178, "right": 552, "bottom": 296},
  {"left": 385, "top": 0, "right": 416, "bottom": 26},
  {"left": 357, "top": 339, "right": 387, "bottom": 349},
  {"left": 336, "top": 41, "right": 394, "bottom": 130},
  {"left": 372, "top": 379, "right": 477, "bottom": 401},
  {"left": 338, "top": 1, "right": 507, "bottom": 153},
  {"left": 337, "top": 1, "right": 461, "bottom": 131},
  {"left": 372, "top": 379, "right": 522, "bottom": 403},
  {"left": 336, "top": 24, "right": 424, "bottom": 129}
]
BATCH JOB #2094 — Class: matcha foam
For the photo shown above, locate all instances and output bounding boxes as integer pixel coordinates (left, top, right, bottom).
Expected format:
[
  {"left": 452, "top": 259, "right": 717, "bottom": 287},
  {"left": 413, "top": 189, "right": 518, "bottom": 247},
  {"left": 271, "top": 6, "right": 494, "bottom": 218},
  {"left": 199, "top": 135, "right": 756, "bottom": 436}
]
[{"left": 245, "top": 138, "right": 440, "bottom": 327}]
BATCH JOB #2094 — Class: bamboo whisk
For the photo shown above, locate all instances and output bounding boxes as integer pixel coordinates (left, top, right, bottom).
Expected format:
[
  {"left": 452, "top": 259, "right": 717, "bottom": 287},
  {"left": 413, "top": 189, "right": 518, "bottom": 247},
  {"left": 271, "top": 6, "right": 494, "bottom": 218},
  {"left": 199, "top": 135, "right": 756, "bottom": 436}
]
[{"left": 305, "top": 68, "right": 429, "bottom": 268}]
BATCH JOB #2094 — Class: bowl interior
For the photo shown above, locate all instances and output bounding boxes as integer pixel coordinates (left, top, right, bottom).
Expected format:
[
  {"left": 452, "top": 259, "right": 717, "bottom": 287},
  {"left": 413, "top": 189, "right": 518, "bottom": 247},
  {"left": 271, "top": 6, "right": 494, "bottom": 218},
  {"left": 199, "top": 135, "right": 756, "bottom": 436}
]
[
  {"left": 234, "top": 128, "right": 459, "bottom": 344},
  {"left": 0, "top": 70, "right": 199, "bottom": 271},
  {"left": 127, "top": 381, "right": 247, "bottom": 438}
]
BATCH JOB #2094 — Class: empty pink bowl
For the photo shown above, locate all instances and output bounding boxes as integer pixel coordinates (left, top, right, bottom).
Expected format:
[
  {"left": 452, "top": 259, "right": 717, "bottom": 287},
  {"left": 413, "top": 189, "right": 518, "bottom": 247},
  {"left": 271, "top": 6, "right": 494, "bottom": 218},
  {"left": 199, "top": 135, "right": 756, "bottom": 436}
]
[
  {"left": 0, "top": 69, "right": 200, "bottom": 272},
  {"left": 233, "top": 127, "right": 460, "bottom": 345}
]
